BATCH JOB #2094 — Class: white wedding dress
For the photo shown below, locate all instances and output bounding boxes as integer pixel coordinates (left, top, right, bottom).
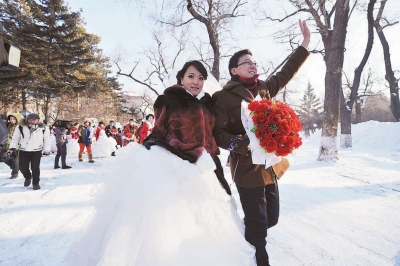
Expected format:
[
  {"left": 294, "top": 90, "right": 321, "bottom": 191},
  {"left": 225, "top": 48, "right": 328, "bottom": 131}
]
[{"left": 65, "top": 143, "right": 256, "bottom": 266}]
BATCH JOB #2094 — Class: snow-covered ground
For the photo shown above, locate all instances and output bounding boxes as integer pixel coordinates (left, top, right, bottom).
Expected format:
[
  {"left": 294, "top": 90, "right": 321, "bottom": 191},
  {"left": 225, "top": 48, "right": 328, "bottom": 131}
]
[{"left": 1, "top": 121, "right": 399, "bottom": 266}]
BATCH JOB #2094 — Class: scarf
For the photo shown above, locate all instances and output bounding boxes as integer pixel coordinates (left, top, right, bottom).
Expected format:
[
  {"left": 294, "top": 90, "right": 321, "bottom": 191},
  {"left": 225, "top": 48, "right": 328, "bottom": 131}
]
[{"left": 231, "top": 74, "right": 259, "bottom": 90}]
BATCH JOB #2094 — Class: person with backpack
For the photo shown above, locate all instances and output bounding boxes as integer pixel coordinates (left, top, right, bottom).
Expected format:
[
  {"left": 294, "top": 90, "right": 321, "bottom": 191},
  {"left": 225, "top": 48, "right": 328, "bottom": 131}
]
[
  {"left": 2, "top": 113, "right": 23, "bottom": 178},
  {"left": 8, "top": 113, "right": 50, "bottom": 190}
]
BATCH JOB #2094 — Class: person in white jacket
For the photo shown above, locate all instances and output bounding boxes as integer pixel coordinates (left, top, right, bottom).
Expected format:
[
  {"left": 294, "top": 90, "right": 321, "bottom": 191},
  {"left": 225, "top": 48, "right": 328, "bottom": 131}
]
[{"left": 8, "top": 113, "right": 51, "bottom": 190}]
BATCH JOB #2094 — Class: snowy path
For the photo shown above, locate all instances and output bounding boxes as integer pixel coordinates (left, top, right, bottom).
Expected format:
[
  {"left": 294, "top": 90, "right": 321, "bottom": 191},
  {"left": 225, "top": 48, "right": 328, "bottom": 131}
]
[{"left": 1, "top": 121, "right": 400, "bottom": 265}]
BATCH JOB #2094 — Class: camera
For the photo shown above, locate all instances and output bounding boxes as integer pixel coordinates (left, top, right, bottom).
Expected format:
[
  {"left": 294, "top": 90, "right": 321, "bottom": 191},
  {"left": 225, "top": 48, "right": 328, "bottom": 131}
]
[
  {"left": 2, "top": 149, "right": 18, "bottom": 163},
  {"left": 54, "top": 120, "right": 72, "bottom": 129}
]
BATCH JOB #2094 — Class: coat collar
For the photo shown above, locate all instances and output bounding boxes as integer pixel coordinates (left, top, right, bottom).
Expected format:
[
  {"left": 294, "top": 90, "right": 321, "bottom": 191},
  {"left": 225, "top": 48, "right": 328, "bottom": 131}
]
[
  {"left": 224, "top": 80, "right": 270, "bottom": 101},
  {"left": 223, "top": 80, "right": 254, "bottom": 102}
]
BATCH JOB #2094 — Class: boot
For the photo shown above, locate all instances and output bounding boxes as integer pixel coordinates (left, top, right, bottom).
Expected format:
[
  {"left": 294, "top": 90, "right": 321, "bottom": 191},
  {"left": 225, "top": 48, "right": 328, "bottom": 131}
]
[
  {"left": 78, "top": 154, "right": 83, "bottom": 162},
  {"left": 10, "top": 174, "right": 18, "bottom": 179},
  {"left": 111, "top": 151, "right": 116, "bottom": 156},
  {"left": 32, "top": 183, "right": 41, "bottom": 190},
  {"left": 62, "top": 165, "right": 72, "bottom": 169},
  {"left": 54, "top": 164, "right": 60, "bottom": 169},
  {"left": 88, "top": 154, "right": 94, "bottom": 163},
  {"left": 24, "top": 177, "right": 32, "bottom": 187}
]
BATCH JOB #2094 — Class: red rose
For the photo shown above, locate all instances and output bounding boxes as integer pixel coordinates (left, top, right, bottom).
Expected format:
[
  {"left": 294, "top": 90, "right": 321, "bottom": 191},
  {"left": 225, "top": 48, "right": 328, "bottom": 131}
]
[
  {"left": 255, "top": 129, "right": 261, "bottom": 138},
  {"left": 275, "top": 134, "right": 287, "bottom": 145},
  {"left": 262, "top": 138, "right": 278, "bottom": 153},
  {"left": 248, "top": 101, "right": 258, "bottom": 111},
  {"left": 269, "top": 114, "right": 281, "bottom": 124},
  {"left": 258, "top": 125, "right": 268, "bottom": 135},
  {"left": 294, "top": 137, "right": 302, "bottom": 148},
  {"left": 291, "top": 119, "right": 302, "bottom": 132},
  {"left": 256, "top": 113, "right": 268, "bottom": 125},
  {"left": 277, "top": 121, "right": 291, "bottom": 136},
  {"left": 252, "top": 115, "right": 258, "bottom": 124},
  {"left": 276, "top": 145, "right": 292, "bottom": 156}
]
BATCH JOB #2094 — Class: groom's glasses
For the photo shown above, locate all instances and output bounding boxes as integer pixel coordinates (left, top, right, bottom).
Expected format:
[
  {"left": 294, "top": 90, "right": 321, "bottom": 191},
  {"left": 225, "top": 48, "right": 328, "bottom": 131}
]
[{"left": 237, "top": 60, "right": 258, "bottom": 67}]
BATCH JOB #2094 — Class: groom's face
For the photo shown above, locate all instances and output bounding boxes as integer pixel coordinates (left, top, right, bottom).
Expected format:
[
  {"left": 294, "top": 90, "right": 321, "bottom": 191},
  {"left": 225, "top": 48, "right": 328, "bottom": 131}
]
[{"left": 230, "top": 54, "right": 258, "bottom": 78}]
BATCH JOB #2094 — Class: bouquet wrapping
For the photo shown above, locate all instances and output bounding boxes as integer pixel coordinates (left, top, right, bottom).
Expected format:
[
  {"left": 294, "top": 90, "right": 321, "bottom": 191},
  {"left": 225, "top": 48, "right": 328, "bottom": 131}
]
[{"left": 241, "top": 96, "right": 302, "bottom": 168}]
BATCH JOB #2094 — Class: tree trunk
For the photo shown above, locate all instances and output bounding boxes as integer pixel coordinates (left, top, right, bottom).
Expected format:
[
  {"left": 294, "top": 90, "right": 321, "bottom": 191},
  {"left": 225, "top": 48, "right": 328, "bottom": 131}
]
[
  {"left": 207, "top": 26, "right": 220, "bottom": 81},
  {"left": 43, "top": 94, "right": 50, "bottom": 121},
  {"left": 21, "top": 88, "right": 27, "bottom": 110},
  {"left": 318, "top": 0, "right": 350, "bottom": 161},
  {"left": 339, "top": 89, "right": 352, "bottom": 147},
  {"left": 186, "top": 0, "right": 221, "bottom": 81},
  {"left": 374, "top": 17, "right": 400, "bottom": 121},
  {"left": 340, "top": 0, "right": 376, "bottom": 147},
  {"left": 355, "top": 98, "right": 361, "bottom": 123}
]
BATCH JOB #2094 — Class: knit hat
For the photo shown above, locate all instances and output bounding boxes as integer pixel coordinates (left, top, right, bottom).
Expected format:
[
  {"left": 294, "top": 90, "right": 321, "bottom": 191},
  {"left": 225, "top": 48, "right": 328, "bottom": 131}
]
[
  {"left": 0, "top": 114, "right": 7, "bottom": 120},
  {"left": 27, "top": 113, "right": 40, "bottom": 120}
]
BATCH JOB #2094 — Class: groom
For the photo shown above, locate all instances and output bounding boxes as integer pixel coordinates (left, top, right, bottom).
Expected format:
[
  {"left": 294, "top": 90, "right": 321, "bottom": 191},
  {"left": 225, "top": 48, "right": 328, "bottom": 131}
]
[{"left": 212, "top": 20, "right": 311, "bottom": 266}]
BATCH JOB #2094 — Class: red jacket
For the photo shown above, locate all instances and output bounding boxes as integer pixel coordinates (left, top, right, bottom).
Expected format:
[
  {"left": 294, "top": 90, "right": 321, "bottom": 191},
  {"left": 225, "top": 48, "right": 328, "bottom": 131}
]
[
  {"left": 124, "top": 123, "right": 136, "bottom": 139},
  {"left": 139, "top": 121, "right": 153, "bottom": 144},
  {"left": 94, "top": 126, "right": 103, "bottom": 141}
]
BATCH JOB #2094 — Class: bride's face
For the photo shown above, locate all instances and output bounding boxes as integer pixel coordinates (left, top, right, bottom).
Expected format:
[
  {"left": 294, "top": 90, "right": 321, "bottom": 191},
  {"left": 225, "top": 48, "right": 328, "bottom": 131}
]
[{"left": 180, "top": 65, "right": 205, "bottom": 96}]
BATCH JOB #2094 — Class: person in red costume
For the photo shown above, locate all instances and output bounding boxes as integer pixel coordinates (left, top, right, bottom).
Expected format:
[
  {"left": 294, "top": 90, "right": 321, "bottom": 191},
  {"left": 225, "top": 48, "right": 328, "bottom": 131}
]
[
  {"left": 139, "top": 114, "right": 154, "bottom": 144},
  {"left": 70, "top": 123, "right": 79, "bottom": 140},
  {"left": 94, "top": 122, "right": 105, "bottom": 141},
  {"left": 123, "top": 119, "right": 137, "bottom": 146}
]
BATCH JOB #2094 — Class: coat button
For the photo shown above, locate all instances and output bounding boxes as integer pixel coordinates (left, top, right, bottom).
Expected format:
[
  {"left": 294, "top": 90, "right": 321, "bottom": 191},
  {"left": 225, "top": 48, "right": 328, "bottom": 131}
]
[
  {"left": 234, "top": 143, "right": 238, "bottom": 147},
  {"left": 230, "top": 118, "right": 235, "bottom": 123}
]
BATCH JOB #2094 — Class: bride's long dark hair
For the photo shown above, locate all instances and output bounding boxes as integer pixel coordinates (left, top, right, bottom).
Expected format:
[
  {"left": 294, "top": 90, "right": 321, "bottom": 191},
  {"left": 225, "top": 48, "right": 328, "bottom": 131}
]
[{"left": 176, "top": 60, "right": 208, "bottom": 85}]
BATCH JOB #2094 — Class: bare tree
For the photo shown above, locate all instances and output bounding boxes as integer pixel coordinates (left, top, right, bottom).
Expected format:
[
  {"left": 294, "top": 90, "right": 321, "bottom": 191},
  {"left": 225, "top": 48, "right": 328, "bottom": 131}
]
[
  {"left": 157, "top": 0, "right": 248, "bottom": 81},
  {"left": 263, "top": 0, "right": 353, "bottom": 161},
  {"left": 115, "top": 29, "right": 187, "bottom": 96},
  {"left": 374, "top": 0, "right": 400, "bottom": 121},
  {"left": 340, "top": 0, "right": 376, "bottom": 148}
]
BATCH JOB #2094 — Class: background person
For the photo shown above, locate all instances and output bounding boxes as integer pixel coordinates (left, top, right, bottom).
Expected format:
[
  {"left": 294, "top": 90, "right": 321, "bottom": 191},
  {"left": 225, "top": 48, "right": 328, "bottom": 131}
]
[
  {"left": 123, "top": 119, "right": 137, "bottom": 145},
  {"left": 139, "top": 114, "right": 154, "bottom": 144},
  {"left": 8, "top": 113, "right": 50, "bottom": 190},
  {"left": 54, "top": 120, "right": 72, "bottom": 169},
  {"left": 77, "top": 120, "right": 94, "bottom": 163},
  {"left": 3, "top": 113, "right": 23, "bottom": 179}
]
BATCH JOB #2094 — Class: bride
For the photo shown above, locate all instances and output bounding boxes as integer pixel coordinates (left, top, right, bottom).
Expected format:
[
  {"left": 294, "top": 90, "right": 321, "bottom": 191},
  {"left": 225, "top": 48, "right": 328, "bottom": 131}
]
[{"left": 65, "top": 60, "right": 256, "bottom": 266}]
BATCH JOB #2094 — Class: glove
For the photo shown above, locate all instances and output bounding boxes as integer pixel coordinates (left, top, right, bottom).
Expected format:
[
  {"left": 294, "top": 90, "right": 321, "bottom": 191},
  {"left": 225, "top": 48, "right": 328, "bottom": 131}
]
[{"left": 143, "top": 139, "right": 156, "bottom": 150}]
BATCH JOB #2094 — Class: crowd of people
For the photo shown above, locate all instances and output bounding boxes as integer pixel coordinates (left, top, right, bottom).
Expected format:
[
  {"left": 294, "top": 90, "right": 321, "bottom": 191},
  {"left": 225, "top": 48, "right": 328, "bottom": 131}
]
[{"left": 0, "top": 114, "right": 155, "bottom": 190}]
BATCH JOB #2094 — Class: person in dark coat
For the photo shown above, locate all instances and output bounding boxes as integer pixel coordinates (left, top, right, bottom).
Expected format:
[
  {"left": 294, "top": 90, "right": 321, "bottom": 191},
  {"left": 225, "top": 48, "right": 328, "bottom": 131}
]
[
  {"left": 0, "top": 115, "right": 8, "bottom": 166},
  {"left": 54, "top": 120, "right": 72, "bottom": 169},
  {"left": 143, "top": 60, "right": 231, "bottom": 196},
  {"left": 105, "top": 120, "right": 117, "bottom": 138},
  {"left": 2, "top": 113, "right": 23, "bottom": 178},
  {"left": 212, "top": 20, "right": 311, "bottom": 266}
]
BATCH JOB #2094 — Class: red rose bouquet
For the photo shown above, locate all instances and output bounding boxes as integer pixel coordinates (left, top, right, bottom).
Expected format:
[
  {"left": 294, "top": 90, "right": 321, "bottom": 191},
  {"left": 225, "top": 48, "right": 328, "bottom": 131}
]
[{"left": 247, "top": 99, "right": 302, "bottom": 157}]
